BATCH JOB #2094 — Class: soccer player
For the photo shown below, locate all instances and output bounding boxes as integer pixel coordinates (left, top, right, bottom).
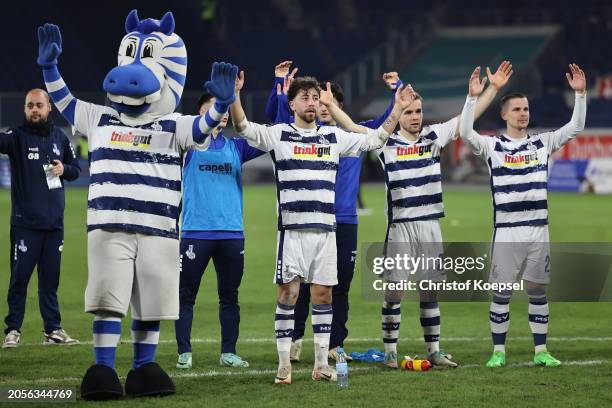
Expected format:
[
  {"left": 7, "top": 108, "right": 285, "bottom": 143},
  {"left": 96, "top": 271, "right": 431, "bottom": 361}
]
[
  {"left": 1, "top": 89, "right": 80, "bottom": 348},
  {"left": 459, "top": 64, "right": 586, "bottom": 367},
  {"left": 230, "top": 69, "right": 416, "bottom": 384},
  {"left": 326, "top": 62, "right": 514, "bottom": 368},
  {"left": 175, "top": 89, "right": 265, "bottom": 369},
  {"left": 266, "top": 61, "right": 399, "bottom": 362}
]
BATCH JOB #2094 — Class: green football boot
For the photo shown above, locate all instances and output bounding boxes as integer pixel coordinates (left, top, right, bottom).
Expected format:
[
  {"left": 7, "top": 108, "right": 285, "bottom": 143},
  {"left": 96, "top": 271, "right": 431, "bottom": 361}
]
[
  {"left": 486, "top": 351, "right": 506, "bottom": 368},
  {"left": 533, "top": 351, "right": 561, "bottom": 367}
]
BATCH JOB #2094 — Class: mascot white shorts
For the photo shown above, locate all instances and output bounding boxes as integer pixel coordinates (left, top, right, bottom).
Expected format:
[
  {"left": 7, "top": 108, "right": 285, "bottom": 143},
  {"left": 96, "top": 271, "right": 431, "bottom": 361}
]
[{"left": 85, "top": 229, "right": 179, "bottom": 320}]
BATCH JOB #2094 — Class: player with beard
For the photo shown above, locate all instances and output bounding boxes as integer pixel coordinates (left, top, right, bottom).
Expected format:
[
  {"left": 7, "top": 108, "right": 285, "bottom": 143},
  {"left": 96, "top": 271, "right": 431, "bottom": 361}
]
[
  {"left": 266, "top": 61, "right": 400, "bottom": 362},
  {"left": 231, "top": 68, "right": 416, "bottom": 384}
]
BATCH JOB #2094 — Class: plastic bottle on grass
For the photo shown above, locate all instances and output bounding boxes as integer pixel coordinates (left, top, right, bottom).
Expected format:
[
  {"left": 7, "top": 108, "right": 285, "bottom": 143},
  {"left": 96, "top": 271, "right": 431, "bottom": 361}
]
[{"left": 336, "top": 347, "right": 349, "bottom": 388}]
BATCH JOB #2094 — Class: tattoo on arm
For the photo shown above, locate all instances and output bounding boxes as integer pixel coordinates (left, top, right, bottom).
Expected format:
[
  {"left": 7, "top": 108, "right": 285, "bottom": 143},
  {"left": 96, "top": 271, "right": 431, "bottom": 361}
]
[{"left": 383, "top": 111, "right": 399, "bottom": 128}]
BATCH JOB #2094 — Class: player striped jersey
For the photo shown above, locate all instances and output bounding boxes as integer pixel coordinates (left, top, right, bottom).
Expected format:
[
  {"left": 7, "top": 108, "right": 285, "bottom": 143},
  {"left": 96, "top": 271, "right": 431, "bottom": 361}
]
[
  {"left": 73, "top": 101, "right": 206, "bottom": 238},
  {"left": 378, "top": 118, "right": 457, "bottom": 224},
  {"left": 460, "top": 93, "right": 586, "bottom": 228},
  {"left": 235, "top": 120, "right": 390, "bottom": 231}
]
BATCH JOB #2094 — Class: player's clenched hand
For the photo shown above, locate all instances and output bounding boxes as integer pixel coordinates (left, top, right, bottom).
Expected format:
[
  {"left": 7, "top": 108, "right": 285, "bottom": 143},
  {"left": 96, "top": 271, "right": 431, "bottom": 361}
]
[
  {"left": 468, "top": 66, "right": 488, "bottom": 97},
  {"left": 566, "top": 63, "right": 586, "bottom": 94},
  {"left": 37, "top": 23, "right": 63, "bottom": 67},
  {"left": 383, "top": 72, "right": 402, "bottom": 90},
  {"left": 487, "top": 60, "right": 513, "bottom": 90},
  {"left": 394, "top": 84, "right": 417, "bottom": 110},
  {"left": 320, "top": 82, "right": 335, "bottom": 107}
]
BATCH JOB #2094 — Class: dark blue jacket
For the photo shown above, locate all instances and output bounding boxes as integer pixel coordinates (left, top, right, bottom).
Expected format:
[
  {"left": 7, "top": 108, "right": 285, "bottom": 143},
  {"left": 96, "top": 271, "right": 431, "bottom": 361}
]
[{"left": 0, "top": 121, "right": 80, "bottom": 230}]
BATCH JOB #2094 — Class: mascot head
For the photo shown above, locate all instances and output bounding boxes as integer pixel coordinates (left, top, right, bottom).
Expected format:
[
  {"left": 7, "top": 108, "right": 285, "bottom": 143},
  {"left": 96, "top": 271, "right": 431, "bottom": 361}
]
[{"left": 103, "top": 10, "right": 187, "bottom": 119}]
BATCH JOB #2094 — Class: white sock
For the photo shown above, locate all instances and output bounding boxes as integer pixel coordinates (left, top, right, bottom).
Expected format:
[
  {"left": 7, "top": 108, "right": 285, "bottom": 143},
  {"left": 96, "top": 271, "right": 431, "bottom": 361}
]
[{"left": 275, "top": 302, "right": 295, "bottom": 367}]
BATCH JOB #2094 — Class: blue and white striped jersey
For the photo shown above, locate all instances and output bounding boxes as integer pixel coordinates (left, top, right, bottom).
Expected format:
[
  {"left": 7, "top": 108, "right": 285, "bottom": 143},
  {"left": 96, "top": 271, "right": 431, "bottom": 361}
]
[
  {"left": 74, "top": 101, "right": 204, "bottom": 239},
  {"left": 460, "top": 93, "right": 586, "bottom": 228},
  {"left": 235, "top": 120, "right": 390, "bottom": 231},
  {"left": 378, "top": 118, "right": 457, "bottom": 224}
]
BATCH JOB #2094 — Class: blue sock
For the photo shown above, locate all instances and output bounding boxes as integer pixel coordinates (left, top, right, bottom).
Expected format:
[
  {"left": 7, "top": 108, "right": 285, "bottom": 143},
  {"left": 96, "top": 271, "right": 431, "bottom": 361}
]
[
  {"left": 132, "top": 320, "right": 160, "bottom": 369},
  {"left": 93, "top": 315, "right": 122, "bottom": 369}
]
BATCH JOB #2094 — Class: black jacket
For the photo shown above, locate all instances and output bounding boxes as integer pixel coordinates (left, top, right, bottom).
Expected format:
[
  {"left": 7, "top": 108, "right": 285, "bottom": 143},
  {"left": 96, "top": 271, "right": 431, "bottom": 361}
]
[{"left": 0, "top": 121, "right": 81, "bottom": 230}]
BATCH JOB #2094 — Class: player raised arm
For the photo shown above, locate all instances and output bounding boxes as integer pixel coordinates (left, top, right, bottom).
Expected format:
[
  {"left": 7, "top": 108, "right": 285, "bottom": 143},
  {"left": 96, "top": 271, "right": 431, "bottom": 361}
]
[
  {"left": 230, "top": 70, "right": 281, "bottom": 151},
  {"left": 335, "top": 84, "right": 417, "bottom": 155},
  {"left": 541, "top": 64, "right": 587, "bottom": 154},
  {"left": 358, "top": 72, "right": 401, "bottom": 129},
  {"left": 265, "top": 61, "right": 298, "bottom": 122},
  {"left": 459, "top": 68, "right": 494, "bottom": 157},
  {"left": 322, "top": 72, "right": 400, "bottom": 133},
  {"left": 320, "top": 82, "right": 368, "bottom": 133},
  {"left": 454, "top": 61, "right": 513, "bottom": 136}
]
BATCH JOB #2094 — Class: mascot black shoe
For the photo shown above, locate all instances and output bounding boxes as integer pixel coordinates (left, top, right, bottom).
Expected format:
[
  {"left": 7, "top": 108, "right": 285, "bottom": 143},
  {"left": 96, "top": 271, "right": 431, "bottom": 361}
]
[
  {"left": 81, "top": 364, "right": 123, "bottom": 401},
  {"left": 125, "top": 362, "right": 176, "bottom": 397}
]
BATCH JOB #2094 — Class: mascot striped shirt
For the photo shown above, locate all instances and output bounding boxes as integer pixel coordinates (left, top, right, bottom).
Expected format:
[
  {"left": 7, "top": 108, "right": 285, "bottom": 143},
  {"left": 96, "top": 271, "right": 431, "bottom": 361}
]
[
  {"left": 235, "top": 120, "right": 390, "bottom": 230},
  {"left": 460, "top": 92, "right": 586, "bottom": 228},
  {"left": 75, "top": 102, "right": 205, "bottom": 238}
]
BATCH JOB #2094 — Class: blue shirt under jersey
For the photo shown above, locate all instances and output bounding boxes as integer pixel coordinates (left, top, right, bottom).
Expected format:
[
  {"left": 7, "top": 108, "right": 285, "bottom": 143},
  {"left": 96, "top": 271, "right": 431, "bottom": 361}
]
[
  {"left": 266, "top": 81, "right": 394, "bottom": 224},
  {"left": 181, "top": 132, "right": 265, "bottom": 240}
]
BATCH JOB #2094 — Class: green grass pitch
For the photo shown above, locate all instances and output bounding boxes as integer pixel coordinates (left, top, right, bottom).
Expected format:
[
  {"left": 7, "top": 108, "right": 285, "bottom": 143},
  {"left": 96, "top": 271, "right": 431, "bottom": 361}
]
[{"left": 0, "top": 185, "right": 611, "bottom": 407}]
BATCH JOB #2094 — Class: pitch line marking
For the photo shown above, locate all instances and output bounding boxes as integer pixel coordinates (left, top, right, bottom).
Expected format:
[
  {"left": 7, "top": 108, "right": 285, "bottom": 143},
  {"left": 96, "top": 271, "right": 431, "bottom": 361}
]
[
  {"left": 21, "top": 336, "right": 612, "bottom": 346},
  {"left": 0, "top": 360, "right": 610, "bottom": 386}
]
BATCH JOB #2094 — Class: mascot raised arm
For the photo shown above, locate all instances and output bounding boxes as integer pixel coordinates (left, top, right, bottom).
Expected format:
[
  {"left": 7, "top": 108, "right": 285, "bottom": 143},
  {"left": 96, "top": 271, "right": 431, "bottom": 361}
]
[{"left": 37, "top": 10, "right": 238, "bottom": 400}]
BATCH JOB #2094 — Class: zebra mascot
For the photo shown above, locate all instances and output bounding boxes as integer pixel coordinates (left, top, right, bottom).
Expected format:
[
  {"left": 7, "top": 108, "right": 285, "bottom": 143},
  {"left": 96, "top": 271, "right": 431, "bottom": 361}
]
[{"left": 37, "top": 10, "right": 238, "bottom": 400}]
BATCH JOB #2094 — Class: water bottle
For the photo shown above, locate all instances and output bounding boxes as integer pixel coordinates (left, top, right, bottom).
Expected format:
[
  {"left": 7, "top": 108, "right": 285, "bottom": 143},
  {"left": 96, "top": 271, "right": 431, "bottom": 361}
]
[{"left": 336, "top": 347, "right": 349, "bottom": 388}]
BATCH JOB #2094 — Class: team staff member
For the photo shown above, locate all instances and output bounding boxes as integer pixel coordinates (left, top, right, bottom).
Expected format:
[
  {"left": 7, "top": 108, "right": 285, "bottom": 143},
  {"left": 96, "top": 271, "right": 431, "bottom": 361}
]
[{"left": 1, "top": 89, "right": 80, "bottom": 348}]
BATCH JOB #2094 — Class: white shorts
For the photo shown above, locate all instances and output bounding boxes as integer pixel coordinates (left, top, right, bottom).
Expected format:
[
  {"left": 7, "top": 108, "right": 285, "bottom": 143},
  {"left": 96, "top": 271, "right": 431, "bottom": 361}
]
[
  {"left": 85, "top": 229, "right": 180, "bottom": 320},
  {"left": 274, "top": 229, "right": 337, "bottom": 286},
  {"left": 489, "top": 226, "right": 551, "bottom": 284},
  {"left": 385, "top": 219, "right": 446, "bottom": 283}
]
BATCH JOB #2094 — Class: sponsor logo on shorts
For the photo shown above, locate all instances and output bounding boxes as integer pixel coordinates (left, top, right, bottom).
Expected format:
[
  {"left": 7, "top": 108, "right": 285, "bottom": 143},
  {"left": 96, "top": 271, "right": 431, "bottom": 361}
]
[
  {"left": 396, "top": 144, "right": 433, "bottom": 159},
  {"left": 18, "top": 240, "right": 27, "bottom": 253},
  {"left": 293, "top": 144, "right": 331, "bottom": 159},
  {"left": 110, "top": 130, "right": 152, "bottom": 148}
]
